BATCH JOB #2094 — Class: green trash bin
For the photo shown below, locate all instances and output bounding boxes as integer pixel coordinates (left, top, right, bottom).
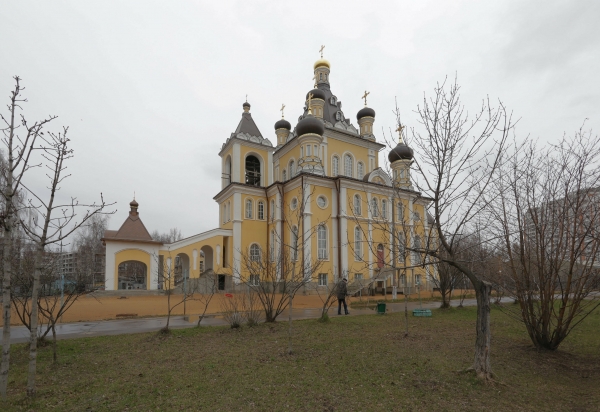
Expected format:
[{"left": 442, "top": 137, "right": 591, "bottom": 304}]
[{"left": 376, "top": 302, "right": 386, "bottom": 315}]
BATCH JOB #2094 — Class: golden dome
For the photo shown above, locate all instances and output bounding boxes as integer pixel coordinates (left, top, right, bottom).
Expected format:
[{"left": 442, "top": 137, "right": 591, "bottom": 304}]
[{"left": 313, "top": 58, "right": 331, "bottom": 70}]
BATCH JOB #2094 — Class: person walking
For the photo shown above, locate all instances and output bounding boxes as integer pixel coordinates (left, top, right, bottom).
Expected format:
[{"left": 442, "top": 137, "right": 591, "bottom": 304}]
[{"left": 337, "top": 278, "right": 349, "bottom": 315}]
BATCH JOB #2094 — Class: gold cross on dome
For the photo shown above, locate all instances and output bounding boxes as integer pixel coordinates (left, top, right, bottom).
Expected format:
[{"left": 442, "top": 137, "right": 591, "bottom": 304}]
[
  {"left": 362, "top": 90, "right": 370, "bottom": 106},
  {"left": 396, "top": 124, "right": 405, "bottom": 143},
  {"left": 307, "top": 92, "right": 314, "bottom": 115},
  {"left": 280, "top": 103, "right": 285, "bottom": 118},
  {"left": 319, "top": 45, "right": 325, "bottom": 58}
]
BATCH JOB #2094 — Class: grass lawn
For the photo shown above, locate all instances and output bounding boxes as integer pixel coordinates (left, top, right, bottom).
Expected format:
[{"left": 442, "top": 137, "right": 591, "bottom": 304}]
[{"left": 2, "top": 307, "right": 599, "bottom": 411}]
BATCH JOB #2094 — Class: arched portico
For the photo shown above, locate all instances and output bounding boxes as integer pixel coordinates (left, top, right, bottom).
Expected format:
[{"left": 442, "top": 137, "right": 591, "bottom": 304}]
[
  {"left": 118, "top": 260, "right": 148, "bottom": 290},
  {"left": 201, "top": 245, "right": 214, "bottom": 271}
]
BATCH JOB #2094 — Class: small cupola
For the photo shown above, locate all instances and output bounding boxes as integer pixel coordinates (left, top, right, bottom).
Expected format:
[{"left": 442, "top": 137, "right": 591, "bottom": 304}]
[
  {"left": 389, "top": 124, "right": 414, "bottom": 189},
  {"left": 313, "top": 45, "right": 331, "bottom": 87},
  {"left": 274, "top": 104, "right": 292, "bottom": 146},
  {"left": 357, "top": 90, "right": 376, "bottom": 141},
  {"left": 295, "top": 95, "right": 325, "bottom": 176}
]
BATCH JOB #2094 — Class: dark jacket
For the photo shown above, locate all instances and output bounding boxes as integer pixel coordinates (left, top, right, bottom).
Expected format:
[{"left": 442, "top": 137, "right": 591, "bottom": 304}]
[{"left": 336, "top": 280, "right": 348, "bottom": 299}]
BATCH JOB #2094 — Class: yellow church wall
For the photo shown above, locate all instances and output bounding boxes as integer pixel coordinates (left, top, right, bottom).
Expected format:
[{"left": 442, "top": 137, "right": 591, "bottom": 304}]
[
  {"left": 275, "top": 144, "right": 300, "bottom": 181},
  {"left": 326, "top": 138, "right": 370, "bottom": 177},
  {"left": 114, "top": 249, "right": 153, "bottom": 291}
]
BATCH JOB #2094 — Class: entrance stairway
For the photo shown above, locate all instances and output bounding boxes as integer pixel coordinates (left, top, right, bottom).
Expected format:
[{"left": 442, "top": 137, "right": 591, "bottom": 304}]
[{"left": 346, "top": 266, "right": 396, "bottom": 297}]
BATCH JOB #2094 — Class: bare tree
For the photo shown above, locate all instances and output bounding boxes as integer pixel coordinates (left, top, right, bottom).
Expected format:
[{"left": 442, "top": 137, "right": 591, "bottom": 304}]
[
  {"left": 433, "top": 258, "right": 459, "bottom": 309},
  {"left": 404, "top": 77, "right": 514, "bottom": 380},
  {"left": 150, "top": 227, "right": 183, "bottom": 244},
  {"left": 489, "top": 127, "right": 600, "bottom": 350},
  {"left": 309, "top": 275, "right": 338, "bottom": 322},
  {"left": 18, "top": 125, "right": 111, "bottom": 396},
  {"left": 72, "top": 214, "right": 109, "bottom": 289},
  {"left": 0, "top": 76, "right": 59, "bottom": 398}
]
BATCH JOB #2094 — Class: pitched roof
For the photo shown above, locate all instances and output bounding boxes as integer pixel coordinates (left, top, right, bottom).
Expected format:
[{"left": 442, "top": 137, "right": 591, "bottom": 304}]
[
  {"left": 103, "top": 200, "right": 161, "bottom": 244},
  {"left": 234, "top": 112, "right": 263, "bottom": 138}
]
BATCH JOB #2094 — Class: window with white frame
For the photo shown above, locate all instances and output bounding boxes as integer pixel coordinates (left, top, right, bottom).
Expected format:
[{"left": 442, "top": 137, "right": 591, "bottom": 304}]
[
  {"left": 415, "top": 274, "right": 422, "bottom": 286},
  {"left": 317, "top": 195, "right": 327, "bottom": 208},
  {"left": 318, "top": 273, "right": 328, "bottom": 286},
  {"left": 282, "top": 169, "right": 287, "bottom": 181},
  {"left": 354, "top": 273, "right": 363, "bottom": 281},
  {"left": 332, "top": 156, "right": 340, "bottom": 176},
  {"left": 413, "top": 211, "right": 421, "bottom": 222},
  {"left": 291, "top": 197, "right": 298, "bottom": 210},
  {"left": 413, "top": 235, "right": 421, "bottom": 265},
  {"left": 291, "top": 226, "right": 299, "bottom": 260},
  {"left": 354, "top": 226, "right": 362, "bottom": 260},
  {"left": 344, "top": 154, "right": 353, "bottom": 177},
  {"left": 381, "top": 199, "right": 387, "bottom": 220},
  {"left": 258, "top": 201, "right": 265, "bottom": 220},
  {"left": 245, "top": 199, "right": 253, "bottom": 219},
  {"left": 317, "top": 225, "right": 328, "bottom": 260},
  {"left": 398, "top": 232, "right": 406, "bottom": 262},
  {"left": 372, "top": 197, "right": 379, "bottom": 217},
  {"left": 289, "top": 160, "right": 295, "bottom": 177},
  {"left": 354, "top": 194, "right": 362, "bottom": 215},
  {"left": 306, "top": 145, "right": 311, "bottom": 156},
  {"left": 249, "top": 274, "right": 260, "bottom": 286},
  {"left": 357, "top": 162, "right": 364, "bottom": 179},
  {"left": 330, "top": 96, "right": 337, "bottom": 105},
  {"left": 250, "top": 244, "right": 261, "bottom": 262},
  {"left": 397, "top": 202, "right": 404, "bottom": 221}
]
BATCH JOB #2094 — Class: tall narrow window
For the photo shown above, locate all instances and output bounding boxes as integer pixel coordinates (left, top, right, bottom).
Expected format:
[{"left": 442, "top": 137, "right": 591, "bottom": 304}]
[
  {"left": 354, "top": 194, "right": 362, "bottom": 216},
  {"left": 317, "top": 225, "right": 328, "bottom": 260},
  {"left": 258, "top": 201, "right": 265, "bottom": 220},
  {"left": 332, "top": 156, "right": 340, "bottom": 176},
  {"left": 250, "top": 244, "right": 261, "bottom": 262},
  {"left": 357, "top": 162, "right": 364, "bottom": 179},
  {"left": 282, "top": 169, "right": 287, "bottom": 181},
  {"left": 398, "top": 233, "right": 405, "bottom": 262},
  {"left": 245, "top": 199, "right": 253, "bottom": 219},
  {"left": 270, "top": 200, "right": 275, "bottom": 221},
  {"left": 289, "top": 160, "right": 295, "bottom": 177},
  {"left": 372, "top": 198, "right": 379, "bottom": 217},
  {"left": 413, "top": 235, "right": 422, "bottom": 265},
  {"left": 306, "top": 145, "right": 311, "bottom": 156},
  {"left": 381, "top": 199, "right": 387, "bottom": 220},
  {"left": 354, "top": 226, "right": 362, "bottom": 260},
  {"left": 291, "top": 226, "right": 299, "bottom": 261},
  {"left": 270, "top": 230, "right": 275, "bottom": 261},
  {"left": 397, "top": 203, "right": 404, "bottom": 221},
  {"left": 344, "top": 154, "right": 353, "bottom": 177}
]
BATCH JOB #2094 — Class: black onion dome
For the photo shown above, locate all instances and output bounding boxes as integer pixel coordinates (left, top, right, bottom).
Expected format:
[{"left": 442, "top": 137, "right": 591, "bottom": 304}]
[
  {"left": 306, "top": 88, "right": 326, "bottom": 101},
  {"left": 357, "top": 106, "right": 376, "bottom": 120},
  {"left": 274, "top": 118, "right": 291, "bottom": 130},
  {"left": 243, "top": 101, "right": 251, "bottom": 109},
  {"left": 388, "top": 142, "right": 414, "bottom": 162},
  {"left": 130, "top": 199, "right": 139, "bottom": 208},
  {"left": 296, "top": 114, "right": 324, "bottom": 136}
]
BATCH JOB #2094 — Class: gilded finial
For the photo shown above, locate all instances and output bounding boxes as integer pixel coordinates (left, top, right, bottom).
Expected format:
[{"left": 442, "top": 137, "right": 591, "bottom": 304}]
[
  {"left": 307, "top": 92, "right": 314, "bottom": 115},
  {"left": 319, "top": 45, "right": 325, "bottom": 58},
  {"left": 362, "top": 90, "right": 370, "bottom": 107},
  {"left": 280, "top": 103, "right": 285, "bottom": 119},
  {"left": 396, "top": 124, "right": 405, "bottom": 144}
]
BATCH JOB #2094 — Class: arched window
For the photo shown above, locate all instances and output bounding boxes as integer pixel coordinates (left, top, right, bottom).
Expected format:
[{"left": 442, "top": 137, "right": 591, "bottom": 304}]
[
  {"left": 258, "top": 201, "right": 265, "bottom": 220},
  {"left": 397, "top": 202, "right": 404, "bottom": 221},
  {"left": 357, "top": 162, "right": 364, "bottom": 179},
  {"left": 245, "top": 155, "right": 261, "bottom": 186},
  {"left": 317, "top": 225, "right": 328, "bottom": 260},
  {"left": 291, "top": 226, "right": 299, "bottom": 261},
  {"left": 336, "top": 111, "right": 342, "bottom": 121},
  {"left": 282, "top": 169, "right": 287, "bottom": 181},
  {"left": 372, "top": 197, "right": 379, "bottom": 217},
  {"left": 354, "top": 226, "right": 362, "bottom": 260},
  {"left": 398, "top": 232, "right": 405, "bottom": 262},
  {"left": 344, "top": 154, "right": 353, "bottom": 177},
  {"left": 250, "top": 244, "right": 261, "bottom": 262},
  {"left": 225, "top": 156, "right": 232, "bottom": 184},
  {"left": 332, "top": 156, "right": 340, "bottom": 176},
  {"left": 330, "top": 96, "right": 337, "bottom": 105},
  {"left": 354, "top": 194, "right": 362, "bottom": 216},
  {"left": 381, "top": 199, "right": 387, "bottom": 220},
  {"left": 270, "top": 200, "right": 275, "bottom": 221},
  {"left": 245, "top": 199, "right": 253, "bottom": 219},
  {"left": 289, "top": 160, "right": 295, "bottom": 177}
]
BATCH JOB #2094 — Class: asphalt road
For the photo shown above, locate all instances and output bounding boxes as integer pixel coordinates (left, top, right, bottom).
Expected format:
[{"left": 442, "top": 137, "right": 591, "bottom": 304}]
[{"left": 9, "top": 297, "right": 508, "bottom": 344}]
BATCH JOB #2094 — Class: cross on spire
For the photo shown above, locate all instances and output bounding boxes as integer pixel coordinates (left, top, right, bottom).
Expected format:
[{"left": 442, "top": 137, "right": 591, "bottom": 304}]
[
  {"left": 319, "top": 45, "right": 325, "bottom": 58},
  {"left": 280, "top": 103, "right": 285, "bottom": 119},
  {"left": 396, "top": 124, "right": 405, "bottom": 143},
  {"left": 362, "top": 90, "right": 370, "bottom": 107}
]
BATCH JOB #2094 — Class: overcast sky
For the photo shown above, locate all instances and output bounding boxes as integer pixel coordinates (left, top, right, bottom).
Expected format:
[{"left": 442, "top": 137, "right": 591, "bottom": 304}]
[{"left": 2, "top": 0, "right": 598, "bottom": 241}]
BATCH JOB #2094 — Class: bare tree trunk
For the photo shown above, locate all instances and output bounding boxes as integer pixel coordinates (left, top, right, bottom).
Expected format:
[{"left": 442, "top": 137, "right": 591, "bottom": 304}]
[
  {"left": 287, "top": 293, "right": 293, "bottom": 355},
  {"left": 27, "top": 249, "right": 43, "bottom": 396},
  {"left": 51, "top": 324, "right": 57, "bottom": 364},
  {"left": 0, "top": 227, "right": 12, "bottom": 399},
  {"left": 404, "top": 286, "right": 409, "bottom": 337},
  {"left": 473, "top": 280, "right": 492, "bottom": 380}
]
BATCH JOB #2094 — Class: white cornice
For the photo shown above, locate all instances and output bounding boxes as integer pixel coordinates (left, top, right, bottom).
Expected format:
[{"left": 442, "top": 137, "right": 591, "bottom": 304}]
[
  {"left": 219, "top": 136, "right": 275, "bottom": 157},
  {"left": 160, "top": 228, "right": 233, "bottom": 250}
]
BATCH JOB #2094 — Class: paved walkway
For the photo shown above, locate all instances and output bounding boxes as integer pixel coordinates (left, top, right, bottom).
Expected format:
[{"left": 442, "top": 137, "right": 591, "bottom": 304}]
[{"left": 9, "top": 297, "right": 507, "bottom": 344}]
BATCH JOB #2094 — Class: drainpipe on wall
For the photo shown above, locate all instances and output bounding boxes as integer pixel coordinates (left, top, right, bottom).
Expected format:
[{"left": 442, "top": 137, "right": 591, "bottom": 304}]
[{"left": 335, "top": 177, "right": 342, "bottom": 283}]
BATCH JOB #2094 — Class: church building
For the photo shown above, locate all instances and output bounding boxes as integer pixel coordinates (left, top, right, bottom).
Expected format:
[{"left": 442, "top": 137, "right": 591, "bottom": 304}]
[{"left": 103, "top": 53, "right": 433, "bottom": 294}]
